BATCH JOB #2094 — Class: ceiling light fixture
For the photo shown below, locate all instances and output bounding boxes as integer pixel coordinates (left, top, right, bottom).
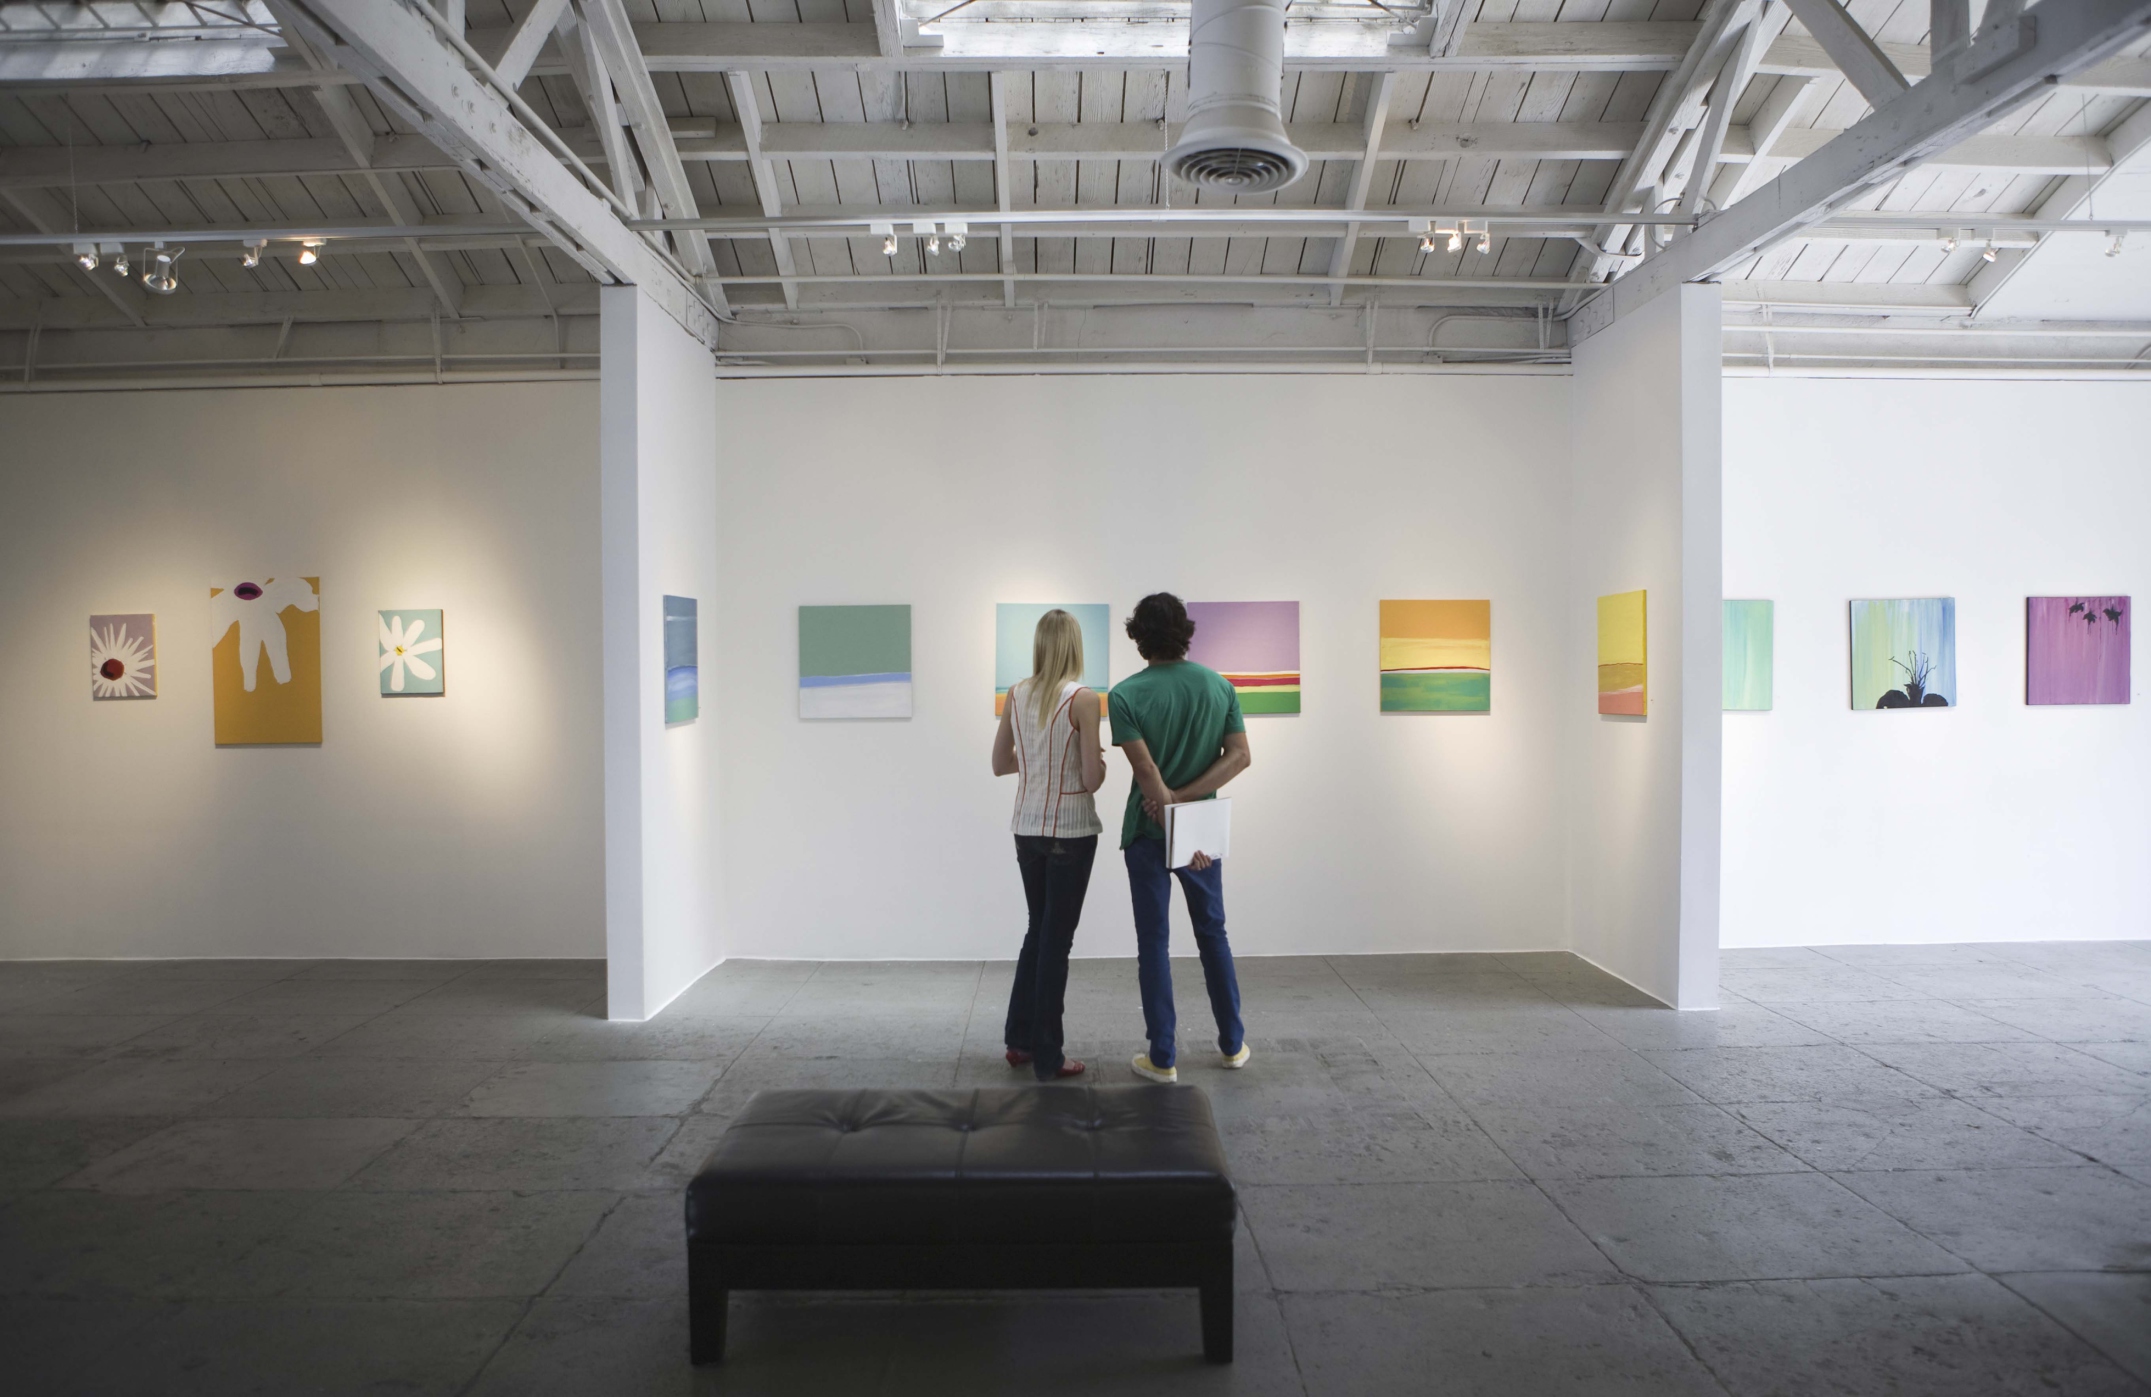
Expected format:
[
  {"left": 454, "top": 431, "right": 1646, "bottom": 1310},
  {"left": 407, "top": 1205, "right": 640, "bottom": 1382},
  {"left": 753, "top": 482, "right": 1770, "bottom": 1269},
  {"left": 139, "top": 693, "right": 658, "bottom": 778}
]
[
  {"left": 297, "top": 241, "right": 320, "bottom": 266},
  {"left": 73, "top": 242, "right": 97, "bottom": 272},
  {"left": 1981, "top": 241, "right": 1998, "bottom": 263},
  {"left": 2108, "top": 230, "right": 2127, "bottom": 258},
  {"left": 141, "top": 243, "right": 182, "bottom": 294},
  {"left": 1419, "top": 233, "right": 1436, "bottom": 253},
  {"left": 241, "top": 240, "right": 265, "bottom": 269},
  {"left": 870, "top": 220, "right": 897, "bottom": 257},
  {"left": 1446, "top": 228, "right": 1463, "bottom": 253},
  {"left": 945, "top": 221, "right": 968, "bottom": 253},
  {"left": 1476, "top": 229, "right": 1492, "bottom": 255},
  {"left": 926, "top": 233, "right": 940, "bottom": 255},
  {"left": 112, "top": 247, "right": 129, "bottom": 277},
  {"left": 1940, "top": 232, "right": 1958, "bottom": 252}
]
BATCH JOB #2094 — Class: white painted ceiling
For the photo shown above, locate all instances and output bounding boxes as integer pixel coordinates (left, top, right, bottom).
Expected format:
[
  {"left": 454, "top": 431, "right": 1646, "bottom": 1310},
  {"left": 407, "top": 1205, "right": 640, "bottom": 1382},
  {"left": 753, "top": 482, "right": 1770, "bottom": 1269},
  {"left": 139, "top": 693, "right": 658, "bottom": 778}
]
[{"left": 0, "top": 0, "right": 2145, "bottom": 376}]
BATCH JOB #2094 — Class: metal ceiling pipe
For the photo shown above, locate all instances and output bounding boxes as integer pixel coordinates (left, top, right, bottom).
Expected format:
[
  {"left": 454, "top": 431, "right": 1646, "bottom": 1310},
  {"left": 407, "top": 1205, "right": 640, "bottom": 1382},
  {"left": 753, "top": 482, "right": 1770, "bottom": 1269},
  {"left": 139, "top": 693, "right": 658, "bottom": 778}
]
[{"left": 1162, "top": 0, "right": 1308, "bottom": 194}]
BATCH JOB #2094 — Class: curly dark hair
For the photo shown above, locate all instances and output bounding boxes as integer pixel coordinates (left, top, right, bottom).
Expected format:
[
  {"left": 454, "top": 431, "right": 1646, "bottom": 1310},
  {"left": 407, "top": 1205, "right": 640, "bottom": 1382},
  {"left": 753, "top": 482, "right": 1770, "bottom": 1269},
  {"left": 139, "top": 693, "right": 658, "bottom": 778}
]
[{"left": 1125, "top": 592, "right": 1196, "bottom": 661}]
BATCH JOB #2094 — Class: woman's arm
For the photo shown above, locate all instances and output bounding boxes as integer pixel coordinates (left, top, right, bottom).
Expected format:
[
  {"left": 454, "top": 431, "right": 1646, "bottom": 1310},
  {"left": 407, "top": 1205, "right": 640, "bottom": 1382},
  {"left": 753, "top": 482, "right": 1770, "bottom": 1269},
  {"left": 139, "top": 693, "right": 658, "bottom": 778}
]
[
  {"left": 991, "top": 699, "right": 1018, "bottom": 776},
  {"left": 1071, "top": 690, "right": 1106, "bottom": 792}
]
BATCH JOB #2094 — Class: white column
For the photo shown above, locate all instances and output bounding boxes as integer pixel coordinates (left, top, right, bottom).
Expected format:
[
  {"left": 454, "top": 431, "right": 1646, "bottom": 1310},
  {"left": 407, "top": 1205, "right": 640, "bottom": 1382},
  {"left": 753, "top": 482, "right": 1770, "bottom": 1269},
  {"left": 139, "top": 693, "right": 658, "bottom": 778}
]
[
  {"left": 1565, "top": 282, "right": 1722, "bottom": 1008},
  {"left": 601, "top": 284, "right": 722, "bottom": 1020}
]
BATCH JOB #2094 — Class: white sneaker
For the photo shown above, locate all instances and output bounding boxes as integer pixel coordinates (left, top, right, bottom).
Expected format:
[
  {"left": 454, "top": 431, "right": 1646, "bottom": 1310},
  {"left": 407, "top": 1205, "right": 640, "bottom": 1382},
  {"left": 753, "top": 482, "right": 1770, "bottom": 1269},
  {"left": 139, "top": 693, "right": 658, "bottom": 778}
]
[
  {"left": 1131, "top": 1053, "right": 1178, "bottom": 1084},
  {"left": 1221, "top": 1044, "right": 1252, "bottom": 1070}
]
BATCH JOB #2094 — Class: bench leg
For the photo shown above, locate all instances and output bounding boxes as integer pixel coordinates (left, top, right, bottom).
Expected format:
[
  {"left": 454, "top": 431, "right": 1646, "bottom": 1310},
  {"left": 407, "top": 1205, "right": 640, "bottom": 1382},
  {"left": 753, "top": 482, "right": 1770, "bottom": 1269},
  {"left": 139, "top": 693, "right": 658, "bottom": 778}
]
[
  {"left": 688, "top": 1245, "right": 727, "bottom": 1365},
  {"left": 1200, "top": 1250, "right": 1234, "bottom": 1364}
]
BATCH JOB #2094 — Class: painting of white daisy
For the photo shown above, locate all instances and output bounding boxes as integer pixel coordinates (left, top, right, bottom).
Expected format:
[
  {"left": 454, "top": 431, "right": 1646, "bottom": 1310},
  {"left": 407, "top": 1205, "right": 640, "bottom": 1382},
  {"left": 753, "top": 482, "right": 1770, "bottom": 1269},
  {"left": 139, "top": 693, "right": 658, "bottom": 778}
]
[
  {"left": 90, "top": 613, "right": 157, "bottom": 700},
  {"left": 378, "top": 610, "right": 445, "bottom": 696}
]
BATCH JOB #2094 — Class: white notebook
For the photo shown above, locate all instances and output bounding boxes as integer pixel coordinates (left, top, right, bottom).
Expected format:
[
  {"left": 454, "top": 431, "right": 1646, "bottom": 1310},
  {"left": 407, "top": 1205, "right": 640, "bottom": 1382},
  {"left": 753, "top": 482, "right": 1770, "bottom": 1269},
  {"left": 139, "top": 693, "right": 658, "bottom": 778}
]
[{"left": 1165, "top": 798, "right": 1232, "bottom": 870}]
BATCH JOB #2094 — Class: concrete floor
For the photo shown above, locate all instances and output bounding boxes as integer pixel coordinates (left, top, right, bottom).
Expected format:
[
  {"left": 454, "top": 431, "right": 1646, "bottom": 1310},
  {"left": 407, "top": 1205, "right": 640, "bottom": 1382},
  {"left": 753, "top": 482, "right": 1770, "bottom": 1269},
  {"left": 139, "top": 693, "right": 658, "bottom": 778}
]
[{"left": 2, "top": 944, "right": 2148, "bottom": 1395}]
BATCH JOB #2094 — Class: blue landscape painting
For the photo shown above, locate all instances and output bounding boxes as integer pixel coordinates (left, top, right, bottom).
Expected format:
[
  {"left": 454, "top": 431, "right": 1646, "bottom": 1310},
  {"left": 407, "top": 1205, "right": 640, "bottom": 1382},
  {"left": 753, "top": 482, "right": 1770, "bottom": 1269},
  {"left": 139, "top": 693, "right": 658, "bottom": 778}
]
[{"left": 664, "top": 595, "right": 698, "bottom": 724}]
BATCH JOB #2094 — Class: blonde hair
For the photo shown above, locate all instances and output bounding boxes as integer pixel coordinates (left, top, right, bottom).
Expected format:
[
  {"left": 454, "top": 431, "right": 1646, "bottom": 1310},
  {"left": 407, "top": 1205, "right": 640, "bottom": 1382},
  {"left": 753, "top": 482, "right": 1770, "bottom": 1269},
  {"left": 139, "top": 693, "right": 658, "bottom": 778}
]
[{"left": 1029, "top": 609, "right": 1087, "bottom": 729}]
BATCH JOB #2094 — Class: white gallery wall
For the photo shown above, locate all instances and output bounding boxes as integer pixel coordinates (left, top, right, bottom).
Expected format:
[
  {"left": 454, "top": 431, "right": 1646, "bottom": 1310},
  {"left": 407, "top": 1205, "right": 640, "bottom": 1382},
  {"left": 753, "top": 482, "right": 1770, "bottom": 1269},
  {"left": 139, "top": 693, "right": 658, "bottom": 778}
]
[
  {"left": 0, "top": 382, "right": 604, "bottom": 959},
  {"left": 601, "top": 286, "right": 723, "bottom": 1018},
  {"left": 712, "top": 372, "right": 1577, "bottom": 962},
  {"left": 1721, "top": 376, "right": 2151, "bottom": 947},
  {"left": 1566, "top": 286, "right": 1723, "bottom": 1008}
]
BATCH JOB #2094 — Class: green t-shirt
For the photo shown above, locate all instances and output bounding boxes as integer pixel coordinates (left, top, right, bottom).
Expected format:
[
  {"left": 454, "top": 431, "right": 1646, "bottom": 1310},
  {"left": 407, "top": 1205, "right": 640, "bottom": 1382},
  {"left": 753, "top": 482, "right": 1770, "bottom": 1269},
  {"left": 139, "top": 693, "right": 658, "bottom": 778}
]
[{"left": 1108, "top": 660, "right": 1246, "bottom": 848}]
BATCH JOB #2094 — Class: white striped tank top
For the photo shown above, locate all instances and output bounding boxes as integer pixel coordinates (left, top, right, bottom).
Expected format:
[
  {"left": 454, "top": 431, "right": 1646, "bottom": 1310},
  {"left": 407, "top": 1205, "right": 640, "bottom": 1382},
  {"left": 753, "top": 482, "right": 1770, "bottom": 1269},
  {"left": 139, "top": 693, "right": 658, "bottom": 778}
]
[{"left": 1008, "top": 678, "right": 1102, "bottom": 838}]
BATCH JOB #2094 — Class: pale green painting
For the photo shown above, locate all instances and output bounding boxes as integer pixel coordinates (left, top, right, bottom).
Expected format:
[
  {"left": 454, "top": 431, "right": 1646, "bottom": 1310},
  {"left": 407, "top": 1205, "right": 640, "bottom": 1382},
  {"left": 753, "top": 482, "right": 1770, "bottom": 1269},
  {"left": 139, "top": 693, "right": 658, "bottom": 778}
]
[{"left": 1723, "top": 600, "right": 1773, "bottom": 711}]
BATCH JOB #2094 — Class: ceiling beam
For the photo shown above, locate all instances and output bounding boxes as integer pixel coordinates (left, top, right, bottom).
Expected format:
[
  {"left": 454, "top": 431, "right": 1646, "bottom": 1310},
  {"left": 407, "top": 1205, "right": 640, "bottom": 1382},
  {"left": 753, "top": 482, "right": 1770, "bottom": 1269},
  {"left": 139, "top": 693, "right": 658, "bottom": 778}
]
[
  {"left": 567, "top": 118, "right": 1651, "bottom": 165},
  {"left": 1726, "top": 128, "right": 2114, "bottom": 173},
  {"left": 1967, "top": 97, "right": 2151, "bottom": 314},
  {"left": 287, "top": 0, "right": 721, "bottom": 347},
  {"left": 1582, "top": 0, "right": 1754, "bottom": 285},
  {"left": 0, "top": 184, "right": 149, "bottom": 327},
  {"left": 494, "top": 0, "right": 571, "bottom": 89},
  {"left": 1719, "top": 280, "right": 1974, "bottom": 311},
  {"left": 990, "top": 71, "right": 1015, "bottom": 308},
  {"left": 9, "top": 19, "right": 2145, "bottom": 94},
  {"left": 0, "top": 35, "right": 362, "bottom": 92},
  {"left": 579, "top": 0, "right": 721, "bottom": 291},
  {"left": 725, "top": 70, "right": 800, "bottom": 310},
  {"left": 1329, "top": 72, "right": 1399, "bottom": 305},
  {"left": 0, "top": 135, "right": 449, "bottom": 189},
  {"left": 1712, "top": 74, "right": 1811, "bottom": 205},
  {"left": 1571, "top": 0, "right": 2151, "bottom": 343},
  {"left": 1778, "top": 0, "right": 1909, "bottom": 105},
  {"left": 2, "top": 114, "right": 2094, "bottom": 201},
  {"left": 0, "top": 283, "right": 596, "bottom": 331},
  {"left": 265, "top": 3, "right": 464, "bottom": 318}
]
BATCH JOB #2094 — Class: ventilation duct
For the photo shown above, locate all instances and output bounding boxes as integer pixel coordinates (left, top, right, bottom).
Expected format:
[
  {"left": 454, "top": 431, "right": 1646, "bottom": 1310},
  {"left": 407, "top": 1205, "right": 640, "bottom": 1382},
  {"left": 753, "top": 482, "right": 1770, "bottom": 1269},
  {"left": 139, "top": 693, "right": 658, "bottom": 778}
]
[{"left": 1163, "top": 0, "right": 1308, "bottom": 195}]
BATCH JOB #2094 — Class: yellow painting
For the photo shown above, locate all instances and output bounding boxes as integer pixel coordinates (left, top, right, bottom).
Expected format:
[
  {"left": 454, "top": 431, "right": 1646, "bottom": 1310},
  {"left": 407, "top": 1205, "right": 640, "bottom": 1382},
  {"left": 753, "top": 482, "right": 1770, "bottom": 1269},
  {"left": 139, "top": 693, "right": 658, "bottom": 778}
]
[
  {"left": 212, "top": 577, "right": 322, "bottom": 745},
  {"left": 1598, "top": 589, "right": 1646, "bottom": 716}
]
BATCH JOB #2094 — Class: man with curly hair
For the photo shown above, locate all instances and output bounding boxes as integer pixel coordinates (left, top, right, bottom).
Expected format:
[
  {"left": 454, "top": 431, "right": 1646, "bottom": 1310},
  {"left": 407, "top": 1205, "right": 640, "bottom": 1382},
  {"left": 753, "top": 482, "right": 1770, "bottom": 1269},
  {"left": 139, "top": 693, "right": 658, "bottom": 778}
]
[{"left": 1108, "top": 592, "right": 1253, "bottom": 1084}]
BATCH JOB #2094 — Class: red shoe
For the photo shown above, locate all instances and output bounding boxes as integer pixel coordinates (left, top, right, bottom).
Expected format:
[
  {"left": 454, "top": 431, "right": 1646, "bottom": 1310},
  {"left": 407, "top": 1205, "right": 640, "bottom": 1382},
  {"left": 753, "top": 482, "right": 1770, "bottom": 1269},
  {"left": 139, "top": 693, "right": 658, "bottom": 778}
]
[
  {"left": 1005, "top": 1048, "right": 1034, "bottom": 1068},
  {"left": 1051, "top": 1059, "right": 1086, "bottom": 1079}
]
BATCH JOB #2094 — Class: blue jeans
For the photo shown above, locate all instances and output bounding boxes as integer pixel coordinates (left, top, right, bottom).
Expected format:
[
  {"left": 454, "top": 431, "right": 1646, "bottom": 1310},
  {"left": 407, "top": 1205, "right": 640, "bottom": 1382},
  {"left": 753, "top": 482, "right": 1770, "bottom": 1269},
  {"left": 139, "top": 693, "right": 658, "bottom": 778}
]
[
  {"left": 1124, "top": 835, "right": 1243, "bottom": 1069},
  {"left": 1005, "top": 834, "right": 1097, "bottom": 1080}
]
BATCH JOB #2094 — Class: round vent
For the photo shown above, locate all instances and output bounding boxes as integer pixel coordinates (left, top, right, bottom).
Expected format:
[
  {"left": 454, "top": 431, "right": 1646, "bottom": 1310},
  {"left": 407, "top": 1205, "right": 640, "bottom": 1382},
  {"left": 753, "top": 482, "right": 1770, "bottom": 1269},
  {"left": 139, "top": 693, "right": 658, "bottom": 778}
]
[
  {"left": 1162, "top": 0, "right": 1308, "bottom": 196},
  {"left": 1167, "top": 145, "right": 1300, "bottom": 194}
]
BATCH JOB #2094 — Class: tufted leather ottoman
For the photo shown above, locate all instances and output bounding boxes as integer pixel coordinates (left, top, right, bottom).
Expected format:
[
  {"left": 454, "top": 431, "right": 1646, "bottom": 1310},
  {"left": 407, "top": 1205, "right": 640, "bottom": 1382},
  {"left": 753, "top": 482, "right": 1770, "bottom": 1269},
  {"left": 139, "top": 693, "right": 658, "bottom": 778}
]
[{"left": 684, "top": 1085, "right": 1236, "bottom": 1364}]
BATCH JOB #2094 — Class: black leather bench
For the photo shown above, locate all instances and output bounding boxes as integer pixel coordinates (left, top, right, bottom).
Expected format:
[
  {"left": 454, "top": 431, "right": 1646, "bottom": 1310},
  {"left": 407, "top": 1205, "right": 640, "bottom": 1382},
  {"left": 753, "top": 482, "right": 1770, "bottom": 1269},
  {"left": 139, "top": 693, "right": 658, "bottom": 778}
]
[{"left": 684, "top": 1085, "right": 1236, "bottom": 1364}]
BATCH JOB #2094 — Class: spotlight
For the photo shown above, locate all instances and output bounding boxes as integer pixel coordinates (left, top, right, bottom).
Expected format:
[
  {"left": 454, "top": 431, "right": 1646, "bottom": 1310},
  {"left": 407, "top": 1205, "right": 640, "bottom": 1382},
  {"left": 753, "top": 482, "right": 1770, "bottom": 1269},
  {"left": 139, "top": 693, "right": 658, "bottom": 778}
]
[
  {"left": 1981, "top": 242, "right": 1998, "bottom": 263},
  {"left": 141, "top": 244, "right": 182, "bottom": 294},
  {"left": 241, "top": 240, "right": 265, "bottom": 269},
  {"left": 112, "top": 247, "right": 130, "bottom": 277},
  {"left": 926, "top": 233, "right": 940, "bottom": 255},
  {"left": 870, "top": 220, "right": 896, "bottom": 257},
  {"left": 946, "top": 221, "right": 968, "bottom": 252},
  {"left": 1476, "top": 229, "right": 1491, "bottom": 254},
  {"left": 297, "top": 241, "right": 320, "bottom": 266},
  {"left": 1446, "top": 228, "right": 1462, "bottom": 253},
  {"left": 883, "top": 232, "right": 899, "bottom": 256},
  {"left": 2108, "top": 231, "right": 2128, "bottom": 259},
  {"left": 73, "top": 242, "right": 97, "bottom": 272},
  {"left": 1419, "top": 233, "right": 1436, "bottom": 254},
  {"left": 1940, "top": 233, "right": 1957, "bottom": 252}
]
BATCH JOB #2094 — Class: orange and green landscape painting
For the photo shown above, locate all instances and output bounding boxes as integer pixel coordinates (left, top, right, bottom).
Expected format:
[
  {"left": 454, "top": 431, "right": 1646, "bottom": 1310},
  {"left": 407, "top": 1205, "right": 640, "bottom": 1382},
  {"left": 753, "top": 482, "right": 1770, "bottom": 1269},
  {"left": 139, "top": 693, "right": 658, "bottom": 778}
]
[
  {"left": 1598, "top": 589, "right": 1647, "bottom": 715},
  {"left": 1380, "top": 600, "right": 1490, "bottom": 712}
]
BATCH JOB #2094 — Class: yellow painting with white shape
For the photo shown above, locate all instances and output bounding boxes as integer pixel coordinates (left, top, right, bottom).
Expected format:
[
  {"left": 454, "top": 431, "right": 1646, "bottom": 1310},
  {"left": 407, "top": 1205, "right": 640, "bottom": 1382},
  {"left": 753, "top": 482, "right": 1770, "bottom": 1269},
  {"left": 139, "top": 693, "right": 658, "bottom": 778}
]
[{"left": 211, "top": 577, "right": 322, "bottom": 745}]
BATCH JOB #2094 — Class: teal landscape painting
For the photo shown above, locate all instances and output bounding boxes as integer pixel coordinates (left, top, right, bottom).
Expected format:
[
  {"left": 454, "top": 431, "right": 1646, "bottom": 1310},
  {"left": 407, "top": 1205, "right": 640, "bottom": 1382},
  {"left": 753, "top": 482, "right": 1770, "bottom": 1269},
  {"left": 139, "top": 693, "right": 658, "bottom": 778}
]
[{"left": 1723, "top": 600, "right": 1772, "bottom": 710}]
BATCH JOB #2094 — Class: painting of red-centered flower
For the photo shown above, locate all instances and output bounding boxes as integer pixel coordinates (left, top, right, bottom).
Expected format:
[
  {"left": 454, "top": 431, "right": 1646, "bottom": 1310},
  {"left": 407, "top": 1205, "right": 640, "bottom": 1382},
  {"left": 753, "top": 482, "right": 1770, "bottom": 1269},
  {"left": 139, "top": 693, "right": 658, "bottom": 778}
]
[
  {"left": 90, "top": 613, "right": 156, "bottom": 700},
  {"left": 2027, "top": 596, "right": 2130, "bottom": 706}
]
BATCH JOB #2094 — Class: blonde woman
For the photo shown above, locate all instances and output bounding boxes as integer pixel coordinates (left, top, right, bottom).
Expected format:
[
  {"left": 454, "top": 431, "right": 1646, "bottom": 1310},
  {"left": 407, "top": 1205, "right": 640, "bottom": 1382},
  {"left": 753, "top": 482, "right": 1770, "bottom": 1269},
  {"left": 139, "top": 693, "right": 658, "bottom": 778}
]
[{"left": 991, "top": 609, "right": 1107, "bottom": 1080}]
